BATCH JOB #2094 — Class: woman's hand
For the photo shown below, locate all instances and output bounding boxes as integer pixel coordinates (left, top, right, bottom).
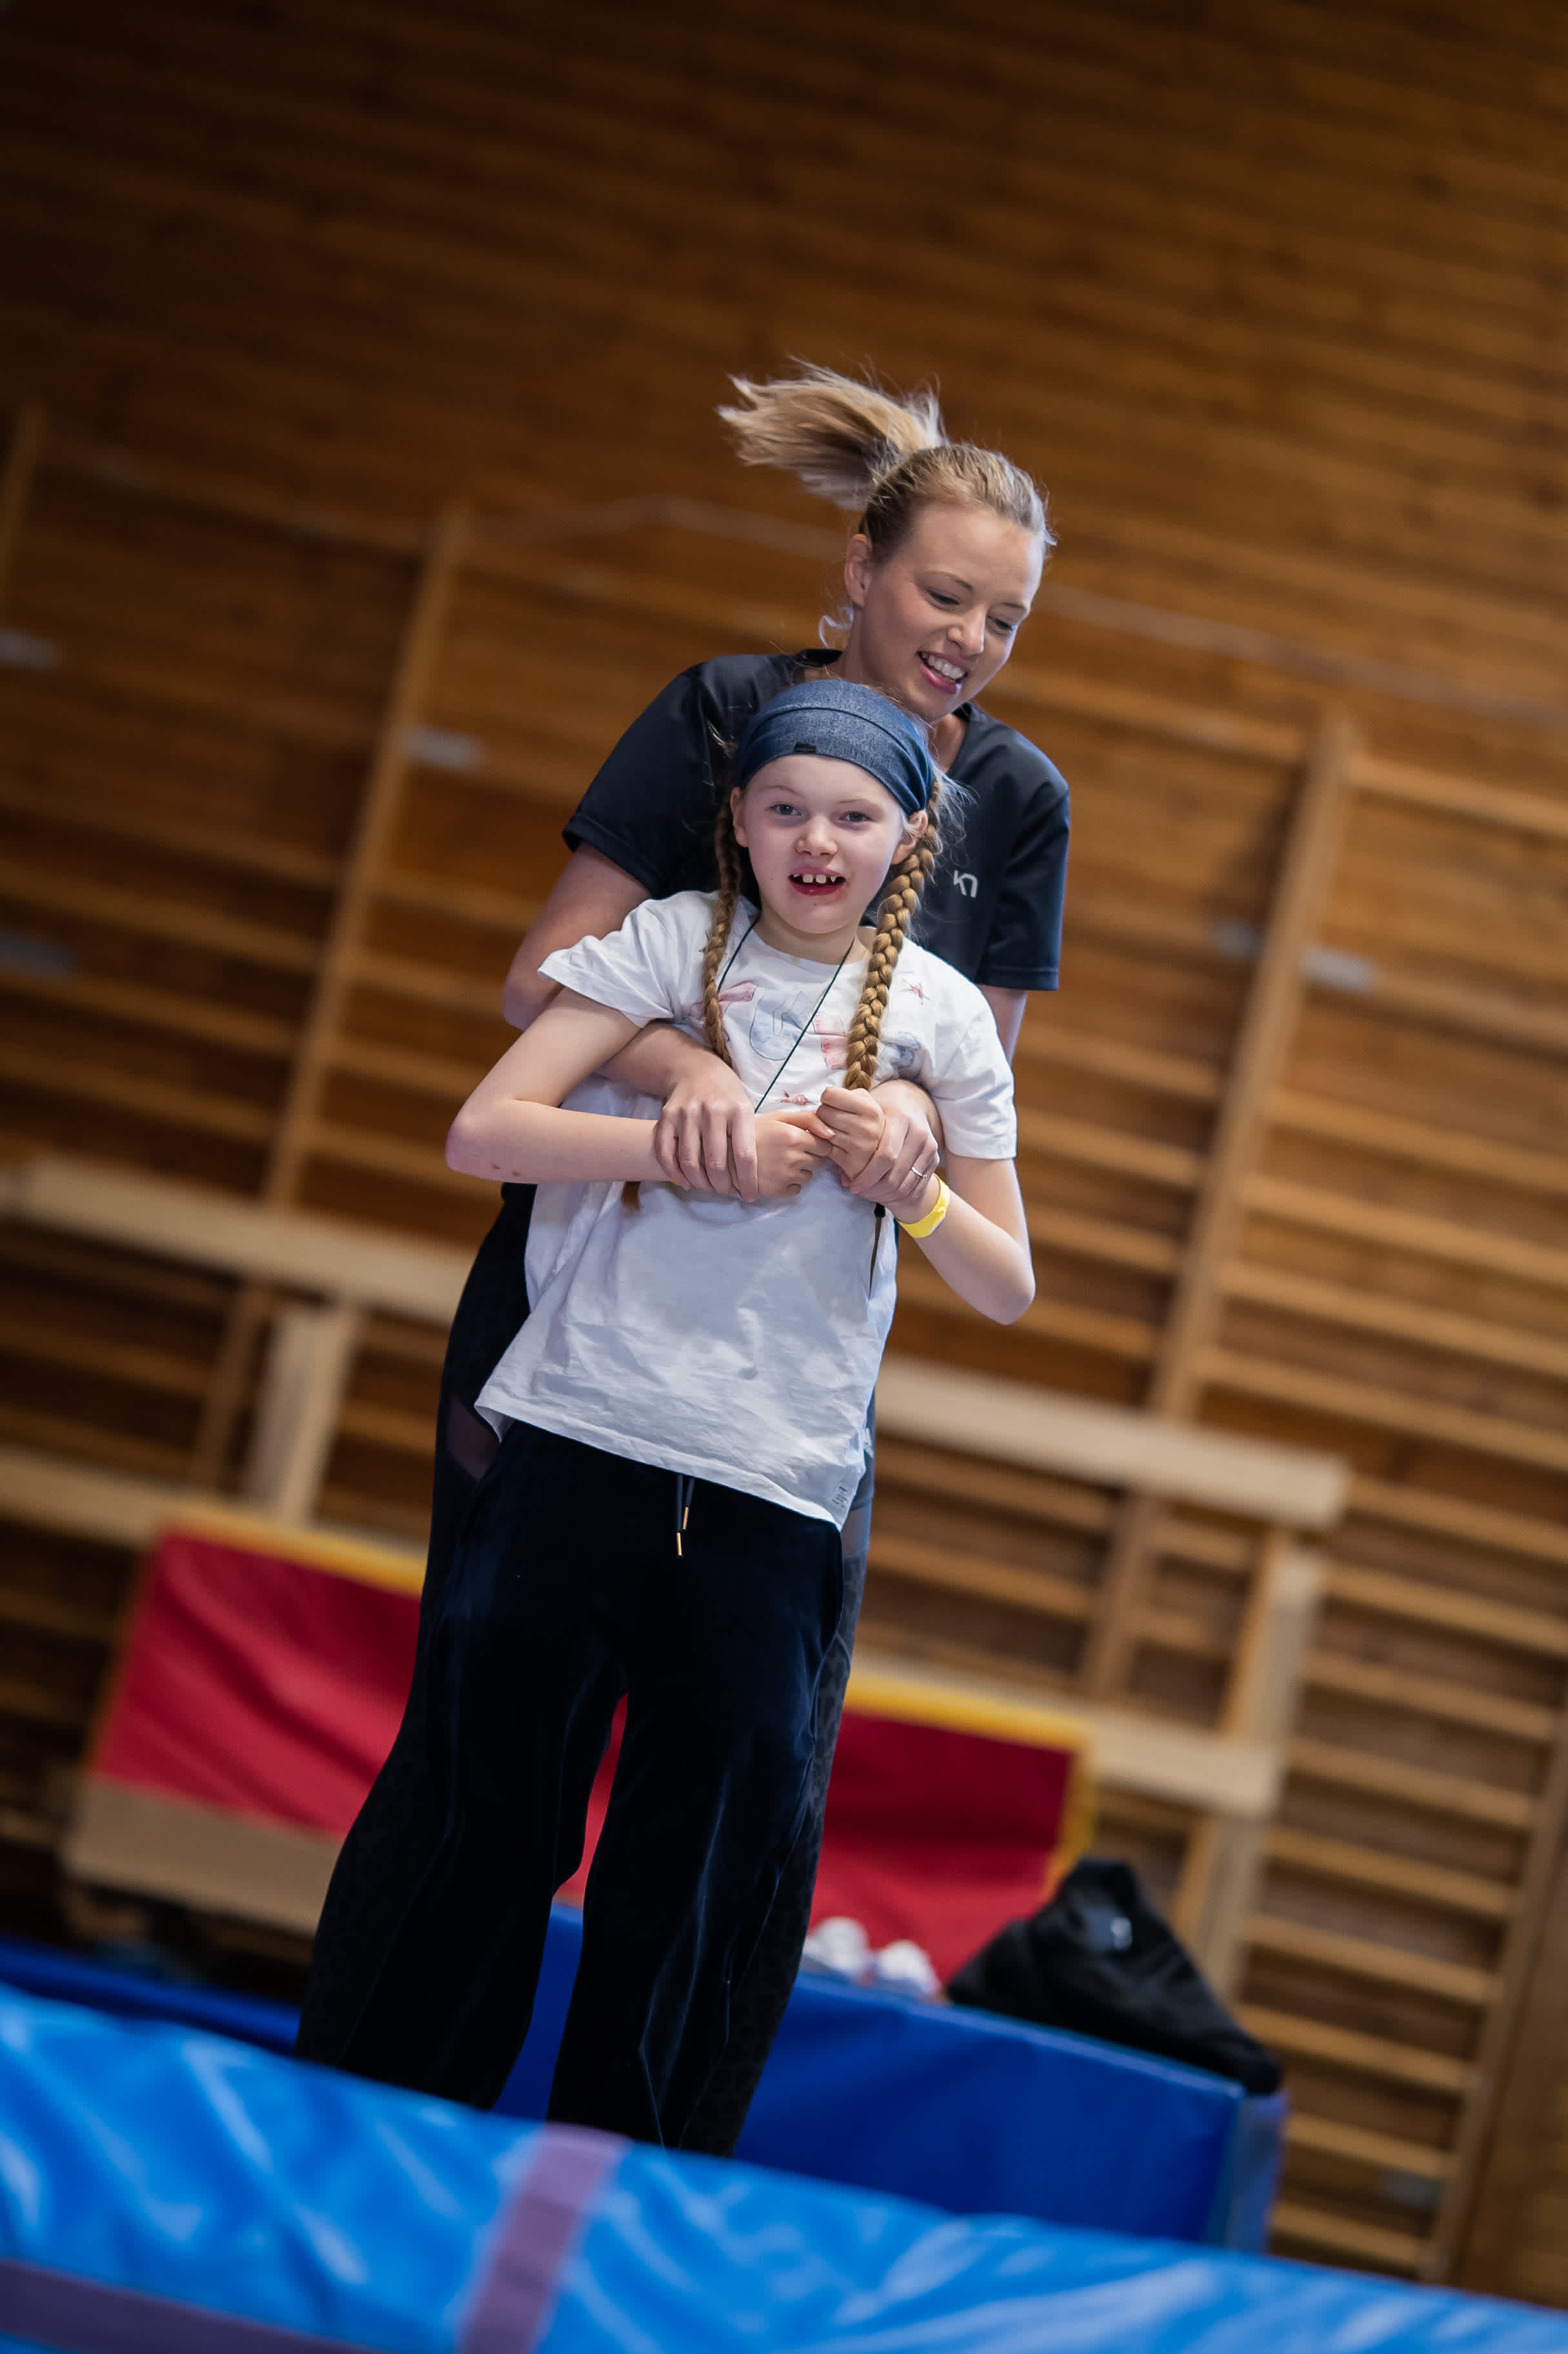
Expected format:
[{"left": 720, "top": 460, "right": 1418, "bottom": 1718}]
[
  {"left": 648, "top": 1053, "right": 762, "bottom": 1198},
  {"left": 598, "top": 1024, "right": 759, "bottom": 1198},
  {"left": 754, "top": 1107, "right": 835, "bottom": 1198},
  {"left": 823, "top": 1080, "right": 943, "bottom": 1212}
]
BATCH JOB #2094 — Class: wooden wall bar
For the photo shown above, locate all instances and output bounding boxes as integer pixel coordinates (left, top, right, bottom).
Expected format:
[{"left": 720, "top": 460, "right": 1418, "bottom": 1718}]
[{"left": 1, "top": 0, "right": 1566, "bottom": 2291}]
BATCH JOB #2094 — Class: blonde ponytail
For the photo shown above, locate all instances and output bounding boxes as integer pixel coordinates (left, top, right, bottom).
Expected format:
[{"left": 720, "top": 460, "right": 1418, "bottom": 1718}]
[
  {"left": 718, "top": 363, "right": 944, "bottom": 512},
  {"left": 718, "top": 362, "right": 1052, "bottom": 554}
]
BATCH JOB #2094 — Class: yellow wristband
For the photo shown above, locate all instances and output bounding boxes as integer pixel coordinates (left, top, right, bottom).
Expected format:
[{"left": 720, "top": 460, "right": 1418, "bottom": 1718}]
[{"left": 897, "top": 1176, "right": 950, "bottom": 1241}]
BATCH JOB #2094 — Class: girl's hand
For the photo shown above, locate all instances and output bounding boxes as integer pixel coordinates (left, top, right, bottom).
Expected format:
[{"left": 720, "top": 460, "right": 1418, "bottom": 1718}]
[
  {"left": 754, "top": 1107, "right": 835, "bottom": 1198},
  {"left": 844, "top": 1080, "right": 943, "bottom": 1213},
  {"left": 816, "top": 1086, "right": 890, "bottom": 1185},
  {"left": 650, "top": 1056, "right": 761, "bottom": 1198}
]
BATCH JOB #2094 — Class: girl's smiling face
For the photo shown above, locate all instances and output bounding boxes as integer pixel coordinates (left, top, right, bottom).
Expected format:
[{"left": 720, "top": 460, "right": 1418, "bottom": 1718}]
[
  {"left": 841, "top": 501, "right": 1044, "bottom": 727},
  {"left": 732, "top": 756, "right": 926, "bottom": 963}
]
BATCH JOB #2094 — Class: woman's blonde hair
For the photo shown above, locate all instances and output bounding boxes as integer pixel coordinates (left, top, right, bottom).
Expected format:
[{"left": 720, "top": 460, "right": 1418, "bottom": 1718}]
[{"left": 718, "top": 362, "right": 1053, "bottom": 558}]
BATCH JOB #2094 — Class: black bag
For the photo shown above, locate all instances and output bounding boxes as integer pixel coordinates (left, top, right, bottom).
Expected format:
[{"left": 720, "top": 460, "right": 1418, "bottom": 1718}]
[{"left": 946, "top": 1856, "right": 1282, "bottom": 2095}]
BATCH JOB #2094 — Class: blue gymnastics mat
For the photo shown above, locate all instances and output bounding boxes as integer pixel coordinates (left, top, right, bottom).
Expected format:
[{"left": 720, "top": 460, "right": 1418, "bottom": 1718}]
[
  {"left": 0, "top": 1912, "right": 1279, "bottom": 2249},
  {"left": 2, "top": 1982, "right": 1565, "bottom": 2354}
]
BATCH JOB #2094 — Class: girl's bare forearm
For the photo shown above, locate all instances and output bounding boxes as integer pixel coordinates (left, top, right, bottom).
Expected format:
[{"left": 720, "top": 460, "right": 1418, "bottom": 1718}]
[
  {"left": 446, "top": 1102, "right": 663, "bottom": 1187},
  {"left": 914, "top": 1191, "right": 1035, "bottom": 1323}
]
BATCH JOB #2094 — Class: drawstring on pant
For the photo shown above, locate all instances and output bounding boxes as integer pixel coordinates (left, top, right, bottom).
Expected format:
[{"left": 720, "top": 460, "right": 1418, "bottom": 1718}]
[{"left": 675, "top": 1474, "right": 694, "bottom": 1556}]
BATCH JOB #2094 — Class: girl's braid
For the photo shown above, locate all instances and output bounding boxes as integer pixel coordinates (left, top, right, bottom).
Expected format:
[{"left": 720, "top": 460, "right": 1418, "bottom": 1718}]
[
  {"left": 624, "top": 789, "right": 743, "bottom": 1210},
  {"left": 699, "top": 792, "right": 744, "bottom": 1069},
  {"left": 841, "top": 772, "right": 945, "bottom": 1091}
]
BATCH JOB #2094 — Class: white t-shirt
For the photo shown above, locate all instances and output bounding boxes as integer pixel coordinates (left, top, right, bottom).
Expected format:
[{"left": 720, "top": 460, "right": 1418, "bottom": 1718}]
[{"left": 476, "top": 892, "right": 1017, "bottom": 1527}]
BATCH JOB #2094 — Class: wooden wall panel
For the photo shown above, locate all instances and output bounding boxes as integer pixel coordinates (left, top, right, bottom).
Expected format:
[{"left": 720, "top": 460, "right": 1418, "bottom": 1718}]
[{"left": 1, "top": 0, "right": 1566, "bottom": 2293}]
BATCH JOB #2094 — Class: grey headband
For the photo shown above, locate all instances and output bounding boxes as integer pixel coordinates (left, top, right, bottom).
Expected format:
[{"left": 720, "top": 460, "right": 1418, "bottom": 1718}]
[{"left": 735, "top": 679, "right": 935, "bottom": 818}]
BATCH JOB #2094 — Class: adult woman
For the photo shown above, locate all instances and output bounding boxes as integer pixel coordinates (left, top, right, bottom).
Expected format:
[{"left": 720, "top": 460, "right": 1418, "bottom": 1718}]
[
  {"left": 341, "top": 681, "right": 1031, "bottom": 2133},
  {"left": 298, "top": 364, "right": 1069, "bottom": 2149}
]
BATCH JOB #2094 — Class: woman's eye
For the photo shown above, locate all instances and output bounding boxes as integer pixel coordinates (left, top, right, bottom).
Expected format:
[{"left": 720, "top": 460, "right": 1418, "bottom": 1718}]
[
  {"left": 926, "top": 589, "right": 958, "bottom": 607},
  {"left": 990, "top": 616, "right": 1017, "bottom": 636}
]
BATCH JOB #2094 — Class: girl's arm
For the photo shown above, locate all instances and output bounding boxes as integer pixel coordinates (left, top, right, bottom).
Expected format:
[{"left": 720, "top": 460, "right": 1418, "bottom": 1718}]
[
  {"left": 448, "top": 990, "right": 832, "bottom": 1194},
  {"left": 815, "top": 1089, "right": 1034, "bottom": 1325},
  {"left": 448, "top": 992, "right": 659, "bottom": 1184},
  {"left": 914, "top": 1154, "right": 1035, "bottom": 1325}
]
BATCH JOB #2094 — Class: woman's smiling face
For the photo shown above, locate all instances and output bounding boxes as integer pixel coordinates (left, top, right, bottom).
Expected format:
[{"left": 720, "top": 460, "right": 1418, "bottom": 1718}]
[
  {"left": 731, "top": 755, "right": 924, "bottom": 961},
  {"left": 841, "top": 501, "right": 1044, "bottom": 725}
]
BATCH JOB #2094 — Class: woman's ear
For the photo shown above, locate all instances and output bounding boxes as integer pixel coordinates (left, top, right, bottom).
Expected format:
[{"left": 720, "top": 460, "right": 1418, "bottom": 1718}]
[
  {"left": 729, "top": 783, "right": 749, "bottom": 848},
  {"left": 843, "top": 532, "right": 874, "bottom": 613}
]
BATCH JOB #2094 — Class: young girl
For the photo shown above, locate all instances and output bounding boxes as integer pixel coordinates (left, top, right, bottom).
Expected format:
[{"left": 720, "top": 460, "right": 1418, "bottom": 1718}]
[
  {"left": 337, "top": 678, "right": 1033, "bottom": 2141},
  {"left": 301, "top": 365, "right": 1063, "bottom": 2152}
]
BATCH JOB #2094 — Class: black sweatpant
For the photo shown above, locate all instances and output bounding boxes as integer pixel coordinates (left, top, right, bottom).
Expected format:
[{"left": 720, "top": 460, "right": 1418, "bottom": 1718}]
[
  {"left": 296, "top": 1187, "right": 872, "bottom": 2152},
  {"left": 337, "top": 1422, "right": 841, "bottom": 2140}
]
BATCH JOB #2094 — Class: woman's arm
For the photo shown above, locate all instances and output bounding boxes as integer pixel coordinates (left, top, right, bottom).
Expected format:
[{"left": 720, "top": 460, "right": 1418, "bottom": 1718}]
[
  {"left": 979, "top": 985, "right": 1027, "bottom": 1060},
  {"left": 502, "top": 847, "right": 649, "bottom": 1029}
]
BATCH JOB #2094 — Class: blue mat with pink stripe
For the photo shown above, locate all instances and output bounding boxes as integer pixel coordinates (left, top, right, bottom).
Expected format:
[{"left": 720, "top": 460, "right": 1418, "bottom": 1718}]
[{"left": 3, "top": 1976, "right": 1566, "bottom": 2354}]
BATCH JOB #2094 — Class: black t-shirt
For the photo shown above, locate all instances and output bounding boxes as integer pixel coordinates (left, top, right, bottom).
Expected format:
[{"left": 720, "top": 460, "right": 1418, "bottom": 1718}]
[{"left": 564, "top": 651, "right": 1069, "bottom": 991}]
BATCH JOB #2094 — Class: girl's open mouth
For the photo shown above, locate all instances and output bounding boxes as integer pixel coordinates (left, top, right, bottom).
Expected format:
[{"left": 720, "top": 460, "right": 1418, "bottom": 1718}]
[{"left": 789, "top": 870, "right": 846, "bottom": 898}]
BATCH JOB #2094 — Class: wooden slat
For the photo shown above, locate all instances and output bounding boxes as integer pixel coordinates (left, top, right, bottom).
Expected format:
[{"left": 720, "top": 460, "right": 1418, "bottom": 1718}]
[
  {"left": 1238, "top": 2004, "right": 1473, "bottom": 2094},
  {"left": 1322, "top": 1561, "right": 1568, "bottom": 1663},
  {"left": 0, "top": 966, "right": 297, "bottom": 1058},
  {"left": 1287, "top": 1738, "right": 1536, "bottom": 1831},
  {"left": 1086, "top": 709, "right": 1360, "bottom": 1696},
  {"left": 873, "top": 1359, "right": 1347, "bottom": 1527},
  {"left": 1013, "top": 1024, "right": 1222, "bottom": 1105},
  {"left": 1221, "top": 1260, "right": 1568, "bottom": 1383},
  {"left": 266, "top": 508, "right": 470, "bottom": 1205},
  {"left": 0, "top": 777, "right": 341, "bottom": 890},
  {"left": 1203, "top": 1347, "right": 1568, "bottom": 1476},
  {"left": 1304, "top": 1651, "right": 1559, "bottom": 1744},
  {"left": 1355, "top": 752, "right": 1568, "bottom": 847},
  {"left": 1287, "top": 2111, "right": 1452, "bottom": 2181},
  {"left": 869, "top": 1532, "right": 1093, "bottom": 1623},
  {"left": 0, "top": 1043, "right": 275, "bottom": 1144},
  {"left": 1266, "top": 1826, "right": 1515, "bottom": 1921},
  {"left": 3, "top": 1156, "right": 472, "bottom": 1318},
  {"left": 1349, "top": 1476, "right": 1568, "bottom": 1571},
  {"left": 1269, "top": 1089, "right": 1568, "bottom": 1199},
  {"left": 1270, "top": 2200, "right": 1426, "bottom": 2272},
  {"left": 0, "top": 858, "right": 321, "bottom": 972},
  {"left": 1025, "top": 1203, "right": 1182, "bottom": 1276},
  {"left": 1245, "top": 1917, "right": 1497, "bottom": 2006},
  {"left": 1015, "top": 1107, "right": 1204, "bottom": 1190}
]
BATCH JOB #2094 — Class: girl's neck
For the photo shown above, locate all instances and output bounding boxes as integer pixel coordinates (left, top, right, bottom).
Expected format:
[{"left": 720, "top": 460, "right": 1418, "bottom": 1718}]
[{"left": 750, "top": 900, "right": 870, "bottom": 966}]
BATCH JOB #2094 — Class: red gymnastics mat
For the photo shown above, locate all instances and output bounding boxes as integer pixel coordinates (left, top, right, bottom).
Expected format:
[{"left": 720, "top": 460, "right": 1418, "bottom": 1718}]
[{"left": 68, "top": 1522, "right": 1088, "bottom": 1975}]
